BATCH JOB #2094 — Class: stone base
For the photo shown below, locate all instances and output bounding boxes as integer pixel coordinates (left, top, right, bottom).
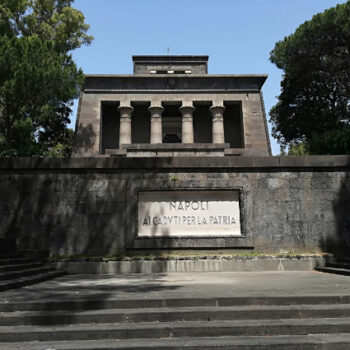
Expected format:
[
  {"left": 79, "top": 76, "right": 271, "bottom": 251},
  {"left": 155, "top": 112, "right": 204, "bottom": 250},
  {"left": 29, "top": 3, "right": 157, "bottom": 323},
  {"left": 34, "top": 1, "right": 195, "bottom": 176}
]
[{"left": 55, "top": 256, "right": 325, "bottom": 274}]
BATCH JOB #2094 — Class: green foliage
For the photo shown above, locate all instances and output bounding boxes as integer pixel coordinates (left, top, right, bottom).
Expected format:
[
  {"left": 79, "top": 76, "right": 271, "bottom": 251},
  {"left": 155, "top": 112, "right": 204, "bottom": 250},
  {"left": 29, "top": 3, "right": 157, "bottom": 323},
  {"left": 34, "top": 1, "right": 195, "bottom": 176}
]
[
  {"left": 287, "top": 142, "right": 309, "bottom": 156},
  {"left": 0, "top": 0, "right": 92, "bottom": 157},
  {"left": 0, "top": 118, "right": 40, "bottom": 157},
  {"left": 269, "top": 2, "right": 350, "bottom": 154},
  {"left": 0, "top": 0, "right": 92, "bottom": 52},
  {"left": 44, "top": 128, "right": 74, "bottom": 157},
  {"left": 308, "top": 128, "right": 350, "bottom": 155},
  {"left": 48, "top": 252, "right": 323, "bottom": 262}
]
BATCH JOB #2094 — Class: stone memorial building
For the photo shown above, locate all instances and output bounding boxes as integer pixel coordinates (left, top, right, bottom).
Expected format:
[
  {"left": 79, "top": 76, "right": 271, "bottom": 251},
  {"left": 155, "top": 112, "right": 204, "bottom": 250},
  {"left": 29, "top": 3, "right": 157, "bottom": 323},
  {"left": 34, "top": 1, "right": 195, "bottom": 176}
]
[
  {"left": 73, "top": 56, "right": 271, "bottom": 157},
  {"left": 0, "top": 55, "right": 349, "bottom": 265}
]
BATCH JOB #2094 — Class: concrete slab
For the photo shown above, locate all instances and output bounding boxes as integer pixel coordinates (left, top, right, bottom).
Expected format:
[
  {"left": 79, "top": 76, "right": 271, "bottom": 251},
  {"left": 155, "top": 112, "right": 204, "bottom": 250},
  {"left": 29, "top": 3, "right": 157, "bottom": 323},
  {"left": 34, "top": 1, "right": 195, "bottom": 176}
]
[
  {"left": 55, "top": 257, "right": 324, "bottom": 274},
  {"left": 0, "top": 271, "right": 349, "bottom": 303}
]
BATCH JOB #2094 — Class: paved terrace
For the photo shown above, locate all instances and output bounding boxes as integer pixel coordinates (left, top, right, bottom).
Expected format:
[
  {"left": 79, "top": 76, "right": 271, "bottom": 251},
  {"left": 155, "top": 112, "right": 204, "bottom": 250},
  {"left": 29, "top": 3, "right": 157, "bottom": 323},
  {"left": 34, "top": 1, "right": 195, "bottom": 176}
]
[{"left": 1, "top": 272, "right": 349, "bottom": 303}]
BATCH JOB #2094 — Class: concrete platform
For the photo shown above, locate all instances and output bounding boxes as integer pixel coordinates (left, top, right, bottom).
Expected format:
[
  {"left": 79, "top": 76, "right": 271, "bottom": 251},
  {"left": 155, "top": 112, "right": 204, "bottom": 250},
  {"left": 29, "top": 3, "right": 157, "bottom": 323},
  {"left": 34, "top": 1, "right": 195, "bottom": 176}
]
[{"left": 1, "top": 271, "right": 349, "bottom": 302}]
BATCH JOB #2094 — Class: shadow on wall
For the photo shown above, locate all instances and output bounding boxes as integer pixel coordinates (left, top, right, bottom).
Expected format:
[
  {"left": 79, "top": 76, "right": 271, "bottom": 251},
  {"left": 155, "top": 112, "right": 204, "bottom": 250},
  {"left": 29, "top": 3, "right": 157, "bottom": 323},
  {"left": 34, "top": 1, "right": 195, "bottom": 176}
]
[
  {"left": 321, "top": 159, "right": 350, "bottom": 258},
  {"left": 1, "top": 174, "right": 56, "bottom": 259},
  {"left": 0, "top": 165, "right": 179, "bottom": 260},
  {"left": 51, "top": 171, "right": 176, "bottom": 259},
  {"left": 49, "top": 173, "right": 128, "bottom": 257},
  {"left": 124, "top": 173, "right": 174, "bottom": 264},
  {"left": 73, "top": 123, "right": 96, "bottom": 154}
]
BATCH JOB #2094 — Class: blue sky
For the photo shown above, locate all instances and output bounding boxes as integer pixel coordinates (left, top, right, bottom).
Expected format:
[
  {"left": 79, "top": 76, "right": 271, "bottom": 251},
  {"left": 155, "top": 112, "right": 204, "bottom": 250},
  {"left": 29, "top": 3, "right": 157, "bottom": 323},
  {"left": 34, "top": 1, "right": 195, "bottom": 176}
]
[{"left": 72, "top": 0, "right": 346, "bottom": 155}]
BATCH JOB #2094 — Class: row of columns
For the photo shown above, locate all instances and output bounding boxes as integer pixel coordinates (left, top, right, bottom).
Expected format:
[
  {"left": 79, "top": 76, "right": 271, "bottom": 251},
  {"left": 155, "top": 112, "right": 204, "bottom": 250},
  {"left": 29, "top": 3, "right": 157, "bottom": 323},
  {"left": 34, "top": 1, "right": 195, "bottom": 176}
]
[{"left": 118, "top": 105, "right": 226, "bottom": 147}]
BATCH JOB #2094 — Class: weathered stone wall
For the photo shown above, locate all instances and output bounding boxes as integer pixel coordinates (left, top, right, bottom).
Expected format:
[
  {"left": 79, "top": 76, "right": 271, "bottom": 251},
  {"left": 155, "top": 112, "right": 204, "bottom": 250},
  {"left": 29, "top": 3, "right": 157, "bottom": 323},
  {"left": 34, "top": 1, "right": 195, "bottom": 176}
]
[{"left": 0, "top": 156, "right": 349, "bottom": 257}]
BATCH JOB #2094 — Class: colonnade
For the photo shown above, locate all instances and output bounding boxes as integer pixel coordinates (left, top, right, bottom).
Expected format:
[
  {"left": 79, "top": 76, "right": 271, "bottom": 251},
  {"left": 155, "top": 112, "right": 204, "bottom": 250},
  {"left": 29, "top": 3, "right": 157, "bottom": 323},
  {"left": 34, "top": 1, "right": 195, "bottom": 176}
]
[{"left": 117, "top": 104, "right": 225, "bottom": 148}]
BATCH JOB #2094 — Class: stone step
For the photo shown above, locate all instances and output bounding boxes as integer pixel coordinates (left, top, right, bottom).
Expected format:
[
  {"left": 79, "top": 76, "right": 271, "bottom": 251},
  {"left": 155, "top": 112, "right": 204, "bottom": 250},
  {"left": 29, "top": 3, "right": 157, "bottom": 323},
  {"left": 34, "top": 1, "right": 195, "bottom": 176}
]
[
  {"left": 0, "top": 253, "right": 20, "bottom": 259},
  {"left": 0, "top": 270, "right": 66, "bottom": 292},
  {"left": 338, "top": 258, "right": 350, "bottom": 264},
  {"left": 0, "top": 262, "right": 43, "bottom": 273},
  {"left": 327, "top": 262, "right": 350, "bottom": 269},
  {"left": 316, "top": 267, "right": 350, "bottom": 277},
  {"left": 2, "top": 294, "right": 350, "bottom": 312},
  {"left": 1, "top": 304, "right": 350, "bottom": 326},
  {"left": 0, "top": 258, "right": 31, "bottom": 266},
  {"left": 0, "top": 239, "right": 16, "bottom": 254},
  {"left": 0, "top": 265, "right": 55, "bottom": 281},
  {"left": 1, "top": 318, "right": 350, "bottom": 342},
  {"left": 1, "top": 334, "right": 350, "bottom": 350}
]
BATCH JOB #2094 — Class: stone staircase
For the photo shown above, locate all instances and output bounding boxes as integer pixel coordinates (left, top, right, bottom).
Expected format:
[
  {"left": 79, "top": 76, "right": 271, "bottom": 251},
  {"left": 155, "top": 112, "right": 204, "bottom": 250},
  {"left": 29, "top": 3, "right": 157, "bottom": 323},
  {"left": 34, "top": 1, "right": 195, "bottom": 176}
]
[
  {"left": 0, "top": 294, "right": 350, "bottom": 349},
  {"left": 316, "top": 257, "right": 350, "bottom": 277},
  {"left": 0, "top": 253, "right": 66, "bottom": 292},
  {"left": 0, "top": 237, "right": 66, "bottom": 291}
]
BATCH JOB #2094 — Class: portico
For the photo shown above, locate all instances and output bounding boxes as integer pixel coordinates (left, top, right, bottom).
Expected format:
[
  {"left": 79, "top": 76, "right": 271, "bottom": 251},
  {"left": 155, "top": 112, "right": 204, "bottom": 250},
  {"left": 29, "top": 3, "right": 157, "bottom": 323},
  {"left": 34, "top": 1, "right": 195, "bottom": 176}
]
[{"left": 116, "top": 102, "right": 225, "bottom": 147}]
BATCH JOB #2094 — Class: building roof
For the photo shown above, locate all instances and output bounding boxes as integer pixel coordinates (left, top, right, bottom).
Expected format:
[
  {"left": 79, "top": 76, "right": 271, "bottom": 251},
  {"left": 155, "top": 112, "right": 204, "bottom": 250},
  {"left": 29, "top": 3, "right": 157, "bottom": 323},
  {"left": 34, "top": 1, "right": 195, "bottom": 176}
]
[
  {"left": 132, "top": 55, "right": 209, "bottom": 63},
  {"left": 83, "top": 74, "right": 268, "bottom": 92}
]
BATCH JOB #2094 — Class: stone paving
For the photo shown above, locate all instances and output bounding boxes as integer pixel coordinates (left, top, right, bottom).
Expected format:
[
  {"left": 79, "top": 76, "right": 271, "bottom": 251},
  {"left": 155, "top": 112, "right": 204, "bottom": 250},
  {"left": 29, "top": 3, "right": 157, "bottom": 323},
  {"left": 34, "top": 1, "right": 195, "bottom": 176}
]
[{"left": 1, "top": 271, "right": 349, "bottom": 302}]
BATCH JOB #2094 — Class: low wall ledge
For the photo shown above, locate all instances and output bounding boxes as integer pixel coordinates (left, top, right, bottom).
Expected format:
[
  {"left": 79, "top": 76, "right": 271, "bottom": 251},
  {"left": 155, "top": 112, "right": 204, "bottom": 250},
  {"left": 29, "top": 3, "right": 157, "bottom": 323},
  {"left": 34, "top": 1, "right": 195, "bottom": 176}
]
[{"left": 0, "top": 155, "right": 349, "bottom": 170}]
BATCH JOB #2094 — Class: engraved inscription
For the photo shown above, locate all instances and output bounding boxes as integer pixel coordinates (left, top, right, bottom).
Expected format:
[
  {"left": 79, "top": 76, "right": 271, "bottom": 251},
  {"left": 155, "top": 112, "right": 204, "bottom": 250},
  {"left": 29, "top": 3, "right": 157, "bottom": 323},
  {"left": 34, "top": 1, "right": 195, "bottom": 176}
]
[{"left": 138, "top": 191, "right": 241, "bottom": 237}]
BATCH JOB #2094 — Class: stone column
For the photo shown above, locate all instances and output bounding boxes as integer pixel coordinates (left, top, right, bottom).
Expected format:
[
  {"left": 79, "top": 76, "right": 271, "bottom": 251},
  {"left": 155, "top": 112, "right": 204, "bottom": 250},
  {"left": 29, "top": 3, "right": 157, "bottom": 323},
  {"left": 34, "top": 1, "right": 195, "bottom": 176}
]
[
  {"left": 118, "top": 106, "right": 133, "bottom": 147},
  {"left": 210, "top": 106, "right": 225, "bottom": 143},
  {"left": 148, "top": 106, "right": 164, "bottom": 144},
  {"left": 179, "top": 106, "right": 195, "bottom": 143}
]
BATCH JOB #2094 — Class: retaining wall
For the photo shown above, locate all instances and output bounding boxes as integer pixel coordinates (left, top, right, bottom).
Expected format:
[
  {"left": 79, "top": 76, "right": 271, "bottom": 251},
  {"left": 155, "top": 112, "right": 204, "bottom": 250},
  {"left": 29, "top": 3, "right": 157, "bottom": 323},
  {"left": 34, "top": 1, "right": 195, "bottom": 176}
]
[{"left": 0, "top": 156, "right": 349, "bottom": 258}]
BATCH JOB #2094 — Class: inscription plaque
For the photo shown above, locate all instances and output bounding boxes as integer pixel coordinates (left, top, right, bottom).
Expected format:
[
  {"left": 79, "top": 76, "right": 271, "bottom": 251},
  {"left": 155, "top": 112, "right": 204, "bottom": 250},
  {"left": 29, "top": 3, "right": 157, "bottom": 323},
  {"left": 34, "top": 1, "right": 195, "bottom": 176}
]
[{"left": 138, "top": 190, "right": 241, "bottom": 237}]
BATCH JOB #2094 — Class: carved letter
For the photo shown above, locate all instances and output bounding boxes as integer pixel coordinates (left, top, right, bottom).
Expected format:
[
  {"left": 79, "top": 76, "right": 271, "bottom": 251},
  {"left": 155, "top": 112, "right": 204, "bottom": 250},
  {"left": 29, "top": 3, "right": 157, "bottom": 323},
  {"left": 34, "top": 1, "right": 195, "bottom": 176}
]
[{"left": 192, "top": 201, "right": 199, "bottom": 210}]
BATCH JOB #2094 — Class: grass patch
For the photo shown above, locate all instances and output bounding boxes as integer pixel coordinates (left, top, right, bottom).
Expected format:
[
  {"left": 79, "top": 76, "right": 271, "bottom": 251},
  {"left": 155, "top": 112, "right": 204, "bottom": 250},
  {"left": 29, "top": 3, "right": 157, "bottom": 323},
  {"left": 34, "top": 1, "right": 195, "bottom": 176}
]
[{"left": 49, "top": 251, "right": 326, "bottom": 262}]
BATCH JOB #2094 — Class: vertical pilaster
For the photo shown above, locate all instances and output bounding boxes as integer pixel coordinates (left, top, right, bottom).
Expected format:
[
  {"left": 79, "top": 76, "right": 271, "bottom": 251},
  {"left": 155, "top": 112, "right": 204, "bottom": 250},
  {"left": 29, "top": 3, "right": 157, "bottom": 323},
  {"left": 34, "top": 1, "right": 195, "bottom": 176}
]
[
  {"left": 118, "top": 106, "right": 133, "bottom": 147},
  {"left": 148, "top": 106, "right": 164, "bottom": 144},
  {"left": 210, "top": 106, "right": 225, "bottom": 143},
  {"left": 179, "top": 106, "right": 195, "bottom": 143}
]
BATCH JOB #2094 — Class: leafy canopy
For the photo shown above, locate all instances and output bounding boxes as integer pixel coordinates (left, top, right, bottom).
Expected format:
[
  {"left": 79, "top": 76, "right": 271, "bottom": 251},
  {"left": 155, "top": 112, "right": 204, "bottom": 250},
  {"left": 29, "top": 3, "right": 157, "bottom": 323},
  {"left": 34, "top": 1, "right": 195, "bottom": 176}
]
[
  {"left": 269, "top": 1, "right": 350, "bottom": 155},
  {"left": 0, "top": 0, "right": 92, "bottom": 53},
  {"left": 0, "top": 0, "right": 93, "bottom": 157}
]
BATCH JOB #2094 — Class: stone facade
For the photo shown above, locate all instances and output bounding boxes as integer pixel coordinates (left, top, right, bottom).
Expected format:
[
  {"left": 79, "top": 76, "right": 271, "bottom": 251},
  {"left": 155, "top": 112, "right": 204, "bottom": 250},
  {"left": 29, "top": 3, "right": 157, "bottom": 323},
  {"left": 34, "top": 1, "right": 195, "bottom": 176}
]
[
  {"left": 73, "top": 56, "right": 271, "bottom": 157},
  {"left": 0, "top": 156, "right": 349, "bottom": 258}
]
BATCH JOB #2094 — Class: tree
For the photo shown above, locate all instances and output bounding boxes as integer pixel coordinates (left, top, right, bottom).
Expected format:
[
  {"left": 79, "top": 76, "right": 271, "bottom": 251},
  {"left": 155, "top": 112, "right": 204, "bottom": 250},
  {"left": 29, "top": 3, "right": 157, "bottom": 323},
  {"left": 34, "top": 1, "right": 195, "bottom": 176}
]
[
  {"left": 0, "top": 0, "right": 93, "bottom": 157},
  {"left": 269, "top": 1, "right": 350, "bottom": 154}
]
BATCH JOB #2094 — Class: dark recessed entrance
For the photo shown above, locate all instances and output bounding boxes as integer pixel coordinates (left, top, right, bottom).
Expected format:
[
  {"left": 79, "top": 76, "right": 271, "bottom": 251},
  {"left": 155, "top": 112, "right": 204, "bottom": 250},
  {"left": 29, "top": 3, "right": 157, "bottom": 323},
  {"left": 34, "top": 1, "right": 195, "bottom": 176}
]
[
  {"left": 131, "top": 102, "right": 150, "bottom": 144},
  {"left": 162, "top": 103, "right": 182, "bottom": 143},
  {"left": 224, "top": 102, "right": 244, "bottom": 148},
  {"left": 101, "top": 102, "right": 119, "bottom": 154},
  {"left": 193, "top": 102, "right": 212, "bottom": 143}
]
